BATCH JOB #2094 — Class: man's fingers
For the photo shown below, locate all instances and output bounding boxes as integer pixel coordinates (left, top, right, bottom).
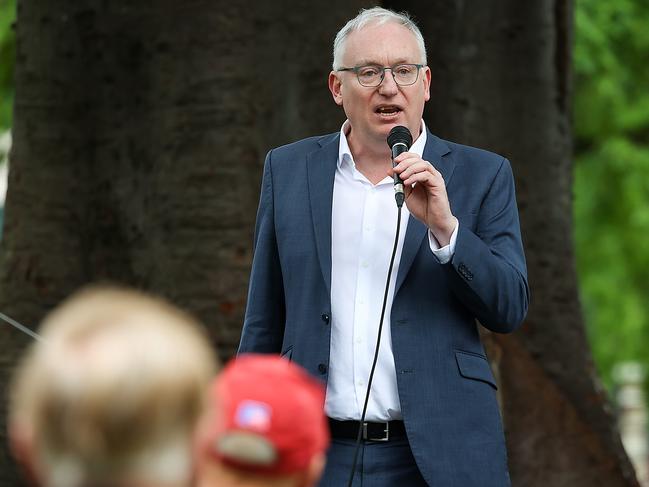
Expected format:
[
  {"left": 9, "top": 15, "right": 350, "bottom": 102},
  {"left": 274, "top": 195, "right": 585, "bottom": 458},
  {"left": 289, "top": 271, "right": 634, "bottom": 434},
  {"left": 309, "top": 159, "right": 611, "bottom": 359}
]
[
  {"left": 402, "top": 170, "right": 435, "bottom": 187},
  {"left": 397, "top": 161, "right": 433, "bottom": 180},
  {"left": 394, "top": 157, "right": 440, "bottom": 175},
  {"left": 393, "top": 151, "right": 418, "bottom": 163}
]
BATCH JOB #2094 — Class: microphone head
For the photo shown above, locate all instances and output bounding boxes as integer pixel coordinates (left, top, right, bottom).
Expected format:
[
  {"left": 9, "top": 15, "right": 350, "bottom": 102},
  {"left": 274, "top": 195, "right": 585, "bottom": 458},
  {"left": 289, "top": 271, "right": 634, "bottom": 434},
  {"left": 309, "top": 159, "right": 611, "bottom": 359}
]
[{"left": 387, "top": 125, "right": 413, "bottom": 150}]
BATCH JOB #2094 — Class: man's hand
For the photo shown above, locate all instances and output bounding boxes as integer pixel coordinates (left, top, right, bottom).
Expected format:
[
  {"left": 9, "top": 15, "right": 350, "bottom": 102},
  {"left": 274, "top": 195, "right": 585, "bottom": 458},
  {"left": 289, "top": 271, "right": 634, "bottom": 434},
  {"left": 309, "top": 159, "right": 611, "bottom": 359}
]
[{"left": 389, "top": 152, "right": 458, "bottom": 246}]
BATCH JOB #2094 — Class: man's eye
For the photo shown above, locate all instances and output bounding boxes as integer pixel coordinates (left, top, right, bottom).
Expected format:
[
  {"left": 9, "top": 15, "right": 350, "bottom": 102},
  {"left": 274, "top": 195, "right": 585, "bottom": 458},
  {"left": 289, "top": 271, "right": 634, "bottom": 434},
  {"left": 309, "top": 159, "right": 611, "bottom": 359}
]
[
  {"left": 395, "top": 65, "right": 414, "bottom": 75},
  {"left": 359, "top": 67, "right": 380, "bottom": 77}
]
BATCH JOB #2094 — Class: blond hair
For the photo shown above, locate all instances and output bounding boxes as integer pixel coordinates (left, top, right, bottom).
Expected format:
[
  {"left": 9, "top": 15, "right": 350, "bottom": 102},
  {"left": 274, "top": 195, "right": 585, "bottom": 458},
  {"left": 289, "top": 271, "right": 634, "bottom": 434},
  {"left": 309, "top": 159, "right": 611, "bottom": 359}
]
[{"left": 9, "top": 286, "right": 218, "bottom": 487}]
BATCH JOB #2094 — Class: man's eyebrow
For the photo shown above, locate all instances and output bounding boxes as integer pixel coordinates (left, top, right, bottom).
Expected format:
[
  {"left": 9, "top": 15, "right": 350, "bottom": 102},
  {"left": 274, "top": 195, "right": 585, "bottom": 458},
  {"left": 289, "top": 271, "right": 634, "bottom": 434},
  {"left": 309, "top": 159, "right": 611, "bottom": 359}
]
[
  {"left": 352, "top": 59, "right": 412, "bottom": 66},
  {"left": 351, "top": 59, "right": 380, "bottom": 67}
]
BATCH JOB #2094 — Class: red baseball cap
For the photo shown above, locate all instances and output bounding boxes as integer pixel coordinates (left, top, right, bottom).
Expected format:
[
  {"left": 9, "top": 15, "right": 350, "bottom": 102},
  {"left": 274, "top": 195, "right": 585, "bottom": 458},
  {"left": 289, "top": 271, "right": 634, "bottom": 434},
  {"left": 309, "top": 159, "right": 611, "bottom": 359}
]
[{"left": 200, "top": 354, "right": 329, "bottom": 475}]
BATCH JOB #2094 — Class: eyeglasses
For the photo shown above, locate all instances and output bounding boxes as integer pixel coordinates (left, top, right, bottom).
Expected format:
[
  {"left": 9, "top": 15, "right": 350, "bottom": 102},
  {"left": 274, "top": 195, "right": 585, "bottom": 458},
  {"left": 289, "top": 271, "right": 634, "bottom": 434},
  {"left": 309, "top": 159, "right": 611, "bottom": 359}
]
[{"left": 337, "top": 64, "right": 425, "bottom": 87}]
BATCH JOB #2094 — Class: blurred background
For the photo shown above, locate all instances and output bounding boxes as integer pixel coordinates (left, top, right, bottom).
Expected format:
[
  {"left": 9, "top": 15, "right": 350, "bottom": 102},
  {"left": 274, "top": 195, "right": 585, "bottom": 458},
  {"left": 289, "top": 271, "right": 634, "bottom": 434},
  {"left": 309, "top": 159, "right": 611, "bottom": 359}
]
[
  {"left": 572, "top": 1, "right": 649, "bottom": 482},
  {"left": 0, "top": 0, "right": 649, "bottom": 485}
]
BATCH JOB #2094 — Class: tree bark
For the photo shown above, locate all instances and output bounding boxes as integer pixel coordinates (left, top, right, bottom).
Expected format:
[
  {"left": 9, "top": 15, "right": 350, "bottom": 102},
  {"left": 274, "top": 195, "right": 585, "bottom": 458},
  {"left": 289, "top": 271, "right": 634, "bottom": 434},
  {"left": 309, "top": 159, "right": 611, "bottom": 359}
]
[
  {"left": 0, "top": 0, "right": 638, "bottom": 486},
  {"left": 0, "top": 0, "right": 371, "bottom": 484},
  {"left": 388, "top": 0, "right": 638, "bottom": 485}
]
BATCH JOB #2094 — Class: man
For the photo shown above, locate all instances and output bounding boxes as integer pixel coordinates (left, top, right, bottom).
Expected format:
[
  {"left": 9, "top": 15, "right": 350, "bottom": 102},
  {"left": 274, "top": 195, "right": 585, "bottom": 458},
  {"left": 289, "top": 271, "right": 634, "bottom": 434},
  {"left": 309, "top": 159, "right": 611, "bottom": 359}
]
[
  {"left": 239, "top": 7, "right": 529, "bottom": 487},
  {"left": 8, "top": 286, "right": 218, "bottom": 487},
  {"left": 194, "top": 354, "right": 329, "bottom": 487}
]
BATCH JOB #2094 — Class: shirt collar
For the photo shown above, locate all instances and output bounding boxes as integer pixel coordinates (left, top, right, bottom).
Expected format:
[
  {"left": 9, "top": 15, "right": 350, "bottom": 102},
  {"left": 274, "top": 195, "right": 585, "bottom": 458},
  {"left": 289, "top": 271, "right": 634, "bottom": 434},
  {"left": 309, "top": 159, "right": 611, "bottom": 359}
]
[{"left": 337, "top": 120, "right": 428, "bottom": 169}]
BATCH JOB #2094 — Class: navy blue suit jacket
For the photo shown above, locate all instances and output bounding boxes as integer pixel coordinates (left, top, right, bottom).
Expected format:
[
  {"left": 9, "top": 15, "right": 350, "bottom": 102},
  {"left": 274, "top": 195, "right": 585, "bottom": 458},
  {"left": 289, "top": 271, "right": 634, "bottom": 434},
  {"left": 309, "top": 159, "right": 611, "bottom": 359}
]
[{"left": 238, "top": 129, "right": 529, "bottom": 486}]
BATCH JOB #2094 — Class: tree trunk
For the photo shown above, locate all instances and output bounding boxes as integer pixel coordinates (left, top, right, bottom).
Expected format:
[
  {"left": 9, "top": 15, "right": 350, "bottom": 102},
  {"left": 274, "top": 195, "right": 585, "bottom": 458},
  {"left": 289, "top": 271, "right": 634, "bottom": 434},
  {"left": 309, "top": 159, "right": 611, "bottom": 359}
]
[
  {"left": 0, "top": 0, "right": 371, "bottom": 483},
  {"left": 0, "top": 0, "right": 638, "bottom": 486},
  {"left": 387, "top": 0, "right": 638, "bottom": 485}
]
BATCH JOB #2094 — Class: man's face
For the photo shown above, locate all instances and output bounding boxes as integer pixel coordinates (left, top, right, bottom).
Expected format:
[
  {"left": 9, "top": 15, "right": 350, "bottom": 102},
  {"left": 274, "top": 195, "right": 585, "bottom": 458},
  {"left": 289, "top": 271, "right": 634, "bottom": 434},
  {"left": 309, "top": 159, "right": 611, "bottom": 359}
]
[{"left": 329, "top": 21, "right": 431, "bottom": 149}]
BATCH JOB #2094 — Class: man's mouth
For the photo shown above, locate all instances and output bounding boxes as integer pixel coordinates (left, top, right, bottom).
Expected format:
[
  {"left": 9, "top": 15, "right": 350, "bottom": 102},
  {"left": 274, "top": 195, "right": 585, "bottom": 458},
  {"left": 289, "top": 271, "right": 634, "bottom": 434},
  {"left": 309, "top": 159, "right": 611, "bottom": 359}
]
[{"left": 375, "top": 105, "right": 402, "bottom": 116}]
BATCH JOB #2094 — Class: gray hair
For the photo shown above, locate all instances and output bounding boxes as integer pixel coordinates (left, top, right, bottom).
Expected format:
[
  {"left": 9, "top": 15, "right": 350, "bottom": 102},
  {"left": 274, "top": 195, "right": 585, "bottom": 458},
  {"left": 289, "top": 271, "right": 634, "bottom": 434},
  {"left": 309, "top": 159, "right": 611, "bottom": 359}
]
[{"left": 332, "top": 7, "right": 427, "bottom": 70}]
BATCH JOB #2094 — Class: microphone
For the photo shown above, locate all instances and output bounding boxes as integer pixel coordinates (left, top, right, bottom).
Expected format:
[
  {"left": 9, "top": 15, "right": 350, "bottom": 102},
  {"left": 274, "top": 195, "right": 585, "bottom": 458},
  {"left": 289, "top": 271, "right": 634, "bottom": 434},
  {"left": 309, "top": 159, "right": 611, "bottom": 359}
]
[{"left": 387, "top": 125, "right": 413, "bottom": 208}]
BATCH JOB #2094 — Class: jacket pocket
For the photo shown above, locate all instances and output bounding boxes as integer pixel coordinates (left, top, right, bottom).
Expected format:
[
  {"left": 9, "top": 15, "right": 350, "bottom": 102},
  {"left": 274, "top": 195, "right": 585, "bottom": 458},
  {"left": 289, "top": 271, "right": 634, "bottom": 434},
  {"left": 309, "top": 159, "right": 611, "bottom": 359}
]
[
  {"left": 455, "top": 350, "right": 497, "bottom": 390},
  {"left": 280, "top": 345, "right": 293, "bottom": 362}
]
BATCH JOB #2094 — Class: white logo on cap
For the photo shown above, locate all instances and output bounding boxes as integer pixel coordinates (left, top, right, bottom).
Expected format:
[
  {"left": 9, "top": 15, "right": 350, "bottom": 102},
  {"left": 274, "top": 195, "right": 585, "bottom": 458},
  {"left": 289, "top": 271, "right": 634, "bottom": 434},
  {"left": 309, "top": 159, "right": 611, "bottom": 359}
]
[{"left": 234, "top": 400, "right": 272, "bottom": 431}]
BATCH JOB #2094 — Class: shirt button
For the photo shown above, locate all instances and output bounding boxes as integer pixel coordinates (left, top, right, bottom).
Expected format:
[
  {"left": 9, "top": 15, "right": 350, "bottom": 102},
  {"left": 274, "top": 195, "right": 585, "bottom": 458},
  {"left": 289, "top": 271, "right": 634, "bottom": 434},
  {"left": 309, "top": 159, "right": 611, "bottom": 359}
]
[
  {"left": 361, "top": 261, "right": 369, "bottom": 268},
  {"left": 321, "top": 313, "right": 330, "bottom": 324},
  {"left": 318, "top": 363, "right": 328, "bottom": 374},
  {"left": 355, "top": 337, "right": 362, "bottom": 344}
]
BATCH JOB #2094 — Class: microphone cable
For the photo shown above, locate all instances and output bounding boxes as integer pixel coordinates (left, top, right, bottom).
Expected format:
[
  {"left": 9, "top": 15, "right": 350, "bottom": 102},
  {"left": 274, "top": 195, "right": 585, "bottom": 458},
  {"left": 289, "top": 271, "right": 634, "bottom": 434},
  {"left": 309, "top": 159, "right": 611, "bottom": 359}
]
[
  {"left": 0, "top": 311, "right": 45, "bottom": 342},
  {"left": 346, "top": 203, "right": 403, "bottom": 487}
]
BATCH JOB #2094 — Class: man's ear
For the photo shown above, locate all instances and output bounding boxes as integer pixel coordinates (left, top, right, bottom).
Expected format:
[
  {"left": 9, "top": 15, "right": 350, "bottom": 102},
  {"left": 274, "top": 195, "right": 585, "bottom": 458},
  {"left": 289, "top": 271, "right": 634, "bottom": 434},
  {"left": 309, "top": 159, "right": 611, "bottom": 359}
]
[
  {"left": 328, "top": 71, "right": 344, "bottom": 106},
  {"left": 422, "top": 65, "right": 432, "bottom": 102}
]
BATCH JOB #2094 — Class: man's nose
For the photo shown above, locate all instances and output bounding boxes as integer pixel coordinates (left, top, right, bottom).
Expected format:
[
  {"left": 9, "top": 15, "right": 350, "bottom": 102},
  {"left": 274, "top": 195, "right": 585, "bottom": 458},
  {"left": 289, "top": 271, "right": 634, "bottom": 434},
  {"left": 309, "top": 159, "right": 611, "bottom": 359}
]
[{"left": 378, "top": 68, "right": 399, "bottom": 95}]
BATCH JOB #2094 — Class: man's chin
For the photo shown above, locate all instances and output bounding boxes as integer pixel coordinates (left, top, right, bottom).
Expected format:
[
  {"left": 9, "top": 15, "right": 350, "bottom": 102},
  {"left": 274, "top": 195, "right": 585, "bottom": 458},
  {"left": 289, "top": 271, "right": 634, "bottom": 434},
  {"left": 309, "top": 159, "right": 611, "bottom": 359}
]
[
  {"left": 347, "top": 121, "right": 414, "bottom": 149},
  {"left": 375, "top": 122, "right": 409, "bottom": 141}
]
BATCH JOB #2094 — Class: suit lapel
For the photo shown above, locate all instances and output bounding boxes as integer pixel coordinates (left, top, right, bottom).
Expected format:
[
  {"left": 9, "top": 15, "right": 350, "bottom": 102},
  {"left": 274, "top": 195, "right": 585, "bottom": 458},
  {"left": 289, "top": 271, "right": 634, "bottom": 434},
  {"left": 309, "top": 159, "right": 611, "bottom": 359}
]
[
  {"left": 306, "top": 133, "right": 339, "bottom": 296},
  {"left": 305, "top": 130, "right": 454, "bottom": 297},
  {"left": 395, "top": 130, "right": 454, "bottom": 294}
]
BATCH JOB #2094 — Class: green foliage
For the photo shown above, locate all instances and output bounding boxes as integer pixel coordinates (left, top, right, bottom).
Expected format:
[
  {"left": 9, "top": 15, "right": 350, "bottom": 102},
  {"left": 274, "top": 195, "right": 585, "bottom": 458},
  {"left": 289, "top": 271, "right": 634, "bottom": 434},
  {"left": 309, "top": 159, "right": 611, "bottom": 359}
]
[
  {"left": 573, "top": 0, "right": 649, "bottom": 389},
  {"left": 0, "top": 0, "right": 16, "bottom": 131}
]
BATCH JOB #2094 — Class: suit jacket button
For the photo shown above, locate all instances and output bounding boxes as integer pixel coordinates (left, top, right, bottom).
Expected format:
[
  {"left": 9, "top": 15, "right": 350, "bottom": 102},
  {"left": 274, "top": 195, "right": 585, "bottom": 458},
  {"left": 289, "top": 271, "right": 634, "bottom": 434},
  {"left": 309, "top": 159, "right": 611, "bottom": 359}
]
[
  {"left": 321, "top": 313, "right": 330, "bottom": 324},
  {"left": 318, "top": 363, "right": 328, "bottom": 374}
]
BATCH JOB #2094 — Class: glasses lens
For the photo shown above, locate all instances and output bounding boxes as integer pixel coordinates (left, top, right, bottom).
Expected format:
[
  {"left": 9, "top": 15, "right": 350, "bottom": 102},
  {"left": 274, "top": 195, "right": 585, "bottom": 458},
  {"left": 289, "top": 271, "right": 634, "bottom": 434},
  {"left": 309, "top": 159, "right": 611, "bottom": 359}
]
[
  {"left": 393, "top": 65, "right": 419, "bottom": 85},
  {"left": 357, "top": 66, "right": 382, "bottom": 87}
]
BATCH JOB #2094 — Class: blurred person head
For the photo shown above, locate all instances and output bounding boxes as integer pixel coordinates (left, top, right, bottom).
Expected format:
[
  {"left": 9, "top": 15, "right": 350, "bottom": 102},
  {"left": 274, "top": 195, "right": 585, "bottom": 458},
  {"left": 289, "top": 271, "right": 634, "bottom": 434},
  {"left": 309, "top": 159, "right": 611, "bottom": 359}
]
[
  {"left": 194, "top": 354, "right": 329, "bottom": 487},
  {"left": 8, "top": 286, "right": 218, "bottom": 487}
]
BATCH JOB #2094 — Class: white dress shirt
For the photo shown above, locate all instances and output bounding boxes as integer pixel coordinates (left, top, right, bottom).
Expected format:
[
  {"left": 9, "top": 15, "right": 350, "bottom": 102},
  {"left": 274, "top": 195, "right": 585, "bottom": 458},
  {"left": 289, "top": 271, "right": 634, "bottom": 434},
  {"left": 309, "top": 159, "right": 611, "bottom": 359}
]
[{"left": 325, "top": 120, "right": 459, "bottom": 421}]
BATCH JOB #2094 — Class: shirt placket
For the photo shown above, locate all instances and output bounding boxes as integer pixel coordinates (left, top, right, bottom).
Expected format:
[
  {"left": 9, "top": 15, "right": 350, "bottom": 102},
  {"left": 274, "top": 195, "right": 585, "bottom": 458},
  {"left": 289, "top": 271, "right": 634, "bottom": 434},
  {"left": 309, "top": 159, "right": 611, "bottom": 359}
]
[{"left": 352, "top": 184, "right": 379, "bottom": 413}]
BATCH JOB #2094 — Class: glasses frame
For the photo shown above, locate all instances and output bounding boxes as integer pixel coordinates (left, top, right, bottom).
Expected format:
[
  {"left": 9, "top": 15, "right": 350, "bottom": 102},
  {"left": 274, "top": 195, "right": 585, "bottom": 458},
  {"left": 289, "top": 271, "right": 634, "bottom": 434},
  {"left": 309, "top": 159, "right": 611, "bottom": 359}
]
[{"left": 337, "top": 63, "right": 426, "bottom": 87}]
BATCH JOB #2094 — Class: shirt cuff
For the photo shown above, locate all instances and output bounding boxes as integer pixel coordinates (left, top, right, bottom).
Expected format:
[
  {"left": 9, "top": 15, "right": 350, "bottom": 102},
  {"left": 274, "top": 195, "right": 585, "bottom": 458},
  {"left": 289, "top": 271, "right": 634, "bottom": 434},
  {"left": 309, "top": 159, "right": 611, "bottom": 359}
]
[{"left": 428, "top": 221, "right": 459, "bottom": 264}]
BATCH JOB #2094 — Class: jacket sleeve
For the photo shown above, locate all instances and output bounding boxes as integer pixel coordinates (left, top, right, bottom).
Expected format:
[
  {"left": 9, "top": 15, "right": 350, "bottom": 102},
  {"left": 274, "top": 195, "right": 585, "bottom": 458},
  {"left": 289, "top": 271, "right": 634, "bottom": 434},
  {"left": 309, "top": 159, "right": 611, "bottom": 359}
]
[
  {"left": 444, "top": 157, "right": 530, "bottom": 333},
  {"left": 238, "top": 150, "right": 286, "bottom": 353}
]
